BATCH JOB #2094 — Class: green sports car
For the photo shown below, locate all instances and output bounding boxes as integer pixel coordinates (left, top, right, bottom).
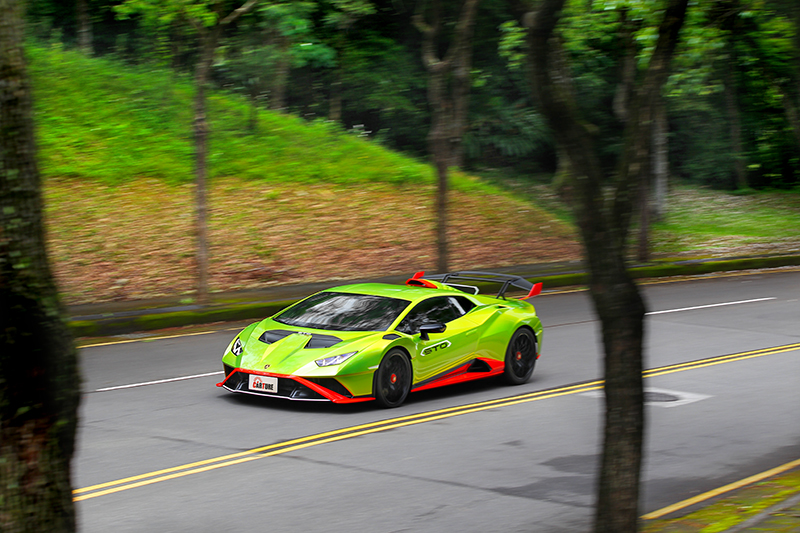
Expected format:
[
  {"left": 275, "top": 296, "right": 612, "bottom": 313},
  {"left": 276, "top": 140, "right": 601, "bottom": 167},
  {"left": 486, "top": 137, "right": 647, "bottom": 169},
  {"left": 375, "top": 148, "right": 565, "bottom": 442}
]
[{"left": 217, "top": 271, "right": 543, "bottom": 408}]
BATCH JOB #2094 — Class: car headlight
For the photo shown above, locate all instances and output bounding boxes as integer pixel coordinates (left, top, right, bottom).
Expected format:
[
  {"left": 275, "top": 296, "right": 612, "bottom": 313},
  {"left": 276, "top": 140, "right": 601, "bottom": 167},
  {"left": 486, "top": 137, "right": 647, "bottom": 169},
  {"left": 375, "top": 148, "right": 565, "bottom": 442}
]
[
  {"left": 231, "top": 338, "right": 243, "bottom": 356},
  {"left": 315, "top": 351, "right": 357, "bottom": 367}
]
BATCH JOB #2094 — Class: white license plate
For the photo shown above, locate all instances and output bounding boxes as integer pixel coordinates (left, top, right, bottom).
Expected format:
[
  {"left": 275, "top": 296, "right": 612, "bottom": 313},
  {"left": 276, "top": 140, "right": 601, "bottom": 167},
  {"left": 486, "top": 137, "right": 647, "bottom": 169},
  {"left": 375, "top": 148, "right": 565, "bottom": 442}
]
[{"left": 248, "top": 374, "right": 278, "bottom": 394}]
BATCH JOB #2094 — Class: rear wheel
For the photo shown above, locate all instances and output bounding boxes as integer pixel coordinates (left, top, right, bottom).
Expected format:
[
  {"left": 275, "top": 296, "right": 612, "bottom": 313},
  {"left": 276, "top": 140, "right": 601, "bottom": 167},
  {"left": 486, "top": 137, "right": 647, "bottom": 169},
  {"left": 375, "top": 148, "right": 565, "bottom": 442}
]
[
  {"left": 375, "top": 349, "right": 411, "bottom": 408},
  {"left": 503, "top": 328, "right": 537, "bottom": 385}
]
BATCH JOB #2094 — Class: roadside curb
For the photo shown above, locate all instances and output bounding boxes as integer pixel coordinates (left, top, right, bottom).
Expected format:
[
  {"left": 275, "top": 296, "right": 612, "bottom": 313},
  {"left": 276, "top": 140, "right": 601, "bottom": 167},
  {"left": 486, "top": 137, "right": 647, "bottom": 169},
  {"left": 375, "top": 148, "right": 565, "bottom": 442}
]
[{"left": 67, "top": 253, "right": 800, "bottom": 338}]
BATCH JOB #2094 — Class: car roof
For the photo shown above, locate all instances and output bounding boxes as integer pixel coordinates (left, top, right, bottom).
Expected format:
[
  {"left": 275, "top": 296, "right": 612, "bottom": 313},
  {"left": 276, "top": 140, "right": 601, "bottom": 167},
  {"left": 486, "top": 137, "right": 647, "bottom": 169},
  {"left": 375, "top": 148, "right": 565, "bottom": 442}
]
[{"left": 326, "top": 282, "right": 469, "bottom": 303}]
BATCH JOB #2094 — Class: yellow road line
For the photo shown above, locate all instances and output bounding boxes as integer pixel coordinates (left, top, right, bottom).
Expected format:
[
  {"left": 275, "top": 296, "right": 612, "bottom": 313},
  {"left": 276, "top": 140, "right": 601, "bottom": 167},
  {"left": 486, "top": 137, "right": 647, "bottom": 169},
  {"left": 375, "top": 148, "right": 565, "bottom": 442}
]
[
  {"left": 74, "top": 342, "right": 799, "bottom": 501},
  {"left": 78, "top": 329, "right": 223, "bottom": 348},
  {"left": 642, "top": 457, "right": 800, "bottom": 520},
  {"left": 74, "top": 380, "right": 604, "bottom": 499}
]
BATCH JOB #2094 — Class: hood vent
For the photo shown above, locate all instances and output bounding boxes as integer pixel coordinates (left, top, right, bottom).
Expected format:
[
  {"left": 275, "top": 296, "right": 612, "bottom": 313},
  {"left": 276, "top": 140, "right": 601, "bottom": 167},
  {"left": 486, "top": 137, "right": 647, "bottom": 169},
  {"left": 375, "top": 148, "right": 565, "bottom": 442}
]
[{"left": 258, "top": 330, "right": 342, "bottom": 349}]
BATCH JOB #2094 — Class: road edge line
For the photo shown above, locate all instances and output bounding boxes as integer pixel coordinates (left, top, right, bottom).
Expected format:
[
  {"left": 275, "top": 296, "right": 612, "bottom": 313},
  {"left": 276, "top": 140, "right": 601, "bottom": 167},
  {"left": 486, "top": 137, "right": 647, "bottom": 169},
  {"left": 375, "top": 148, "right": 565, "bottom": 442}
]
[{"left": 642, "top": 457, "right": 800, "bottom": 520}]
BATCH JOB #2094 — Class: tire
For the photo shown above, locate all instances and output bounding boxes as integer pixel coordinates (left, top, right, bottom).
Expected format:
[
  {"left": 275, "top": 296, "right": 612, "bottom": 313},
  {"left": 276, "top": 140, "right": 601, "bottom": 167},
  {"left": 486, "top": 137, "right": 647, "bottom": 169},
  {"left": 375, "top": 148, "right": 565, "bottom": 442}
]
[
  {"left": 503, "top": 328, "right": 537, "bottom": 385},
  {"left": 374, "top": 348, "right": 412, "bottom": 408}
]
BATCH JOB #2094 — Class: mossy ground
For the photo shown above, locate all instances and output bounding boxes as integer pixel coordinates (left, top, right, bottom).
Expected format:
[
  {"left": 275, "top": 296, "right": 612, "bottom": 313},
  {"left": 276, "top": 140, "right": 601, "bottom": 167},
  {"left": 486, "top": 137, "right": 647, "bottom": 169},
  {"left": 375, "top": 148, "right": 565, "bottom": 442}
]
[{"left": 643, "top": 469, "right": 800, "bottom": 533}]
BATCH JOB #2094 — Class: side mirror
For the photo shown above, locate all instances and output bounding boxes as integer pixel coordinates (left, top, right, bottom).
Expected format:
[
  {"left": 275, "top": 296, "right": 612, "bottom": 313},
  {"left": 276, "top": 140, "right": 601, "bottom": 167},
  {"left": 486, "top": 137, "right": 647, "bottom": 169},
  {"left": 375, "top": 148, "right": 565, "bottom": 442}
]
[{"left": 419, "top": 322, "right": 447, "bottom": 341}]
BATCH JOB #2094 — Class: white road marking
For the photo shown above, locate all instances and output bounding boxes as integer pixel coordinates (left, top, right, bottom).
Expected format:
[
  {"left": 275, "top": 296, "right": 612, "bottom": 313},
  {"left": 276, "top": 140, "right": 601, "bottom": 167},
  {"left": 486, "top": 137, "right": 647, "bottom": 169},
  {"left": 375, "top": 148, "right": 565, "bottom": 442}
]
[
  {"left": 581, "top": 387, "right": 712, "bottom": 408},
  {"left": 94, "top": 371, "right": 224, "bottom": 392},
  {"left": 646, "top": 297, "right": 775, "bottom": 316},
  {"left": 91, "top": 298, "right": 778, "bottom": 393}
]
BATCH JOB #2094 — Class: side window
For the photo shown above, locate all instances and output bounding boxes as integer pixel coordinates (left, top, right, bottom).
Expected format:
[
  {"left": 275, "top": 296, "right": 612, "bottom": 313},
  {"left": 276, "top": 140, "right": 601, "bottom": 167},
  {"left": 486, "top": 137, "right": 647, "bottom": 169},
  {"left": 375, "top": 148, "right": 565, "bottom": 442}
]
[
  {"left": 396, "top": 297, "right": 459, "bottom": 335},
  {"left": 449, "top": 296, "right": 476, "bottom": 315}
]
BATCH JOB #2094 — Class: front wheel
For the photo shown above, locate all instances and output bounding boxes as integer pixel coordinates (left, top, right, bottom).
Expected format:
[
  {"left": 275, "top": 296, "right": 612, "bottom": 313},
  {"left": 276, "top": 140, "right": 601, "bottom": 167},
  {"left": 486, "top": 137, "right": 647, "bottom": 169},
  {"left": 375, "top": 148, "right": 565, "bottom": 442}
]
[
  {"left": 375, "top": 349, "right": 412, "bottom": 408},
  {"left": 503, "top": 328, "right": 537, "bottom": 385}
]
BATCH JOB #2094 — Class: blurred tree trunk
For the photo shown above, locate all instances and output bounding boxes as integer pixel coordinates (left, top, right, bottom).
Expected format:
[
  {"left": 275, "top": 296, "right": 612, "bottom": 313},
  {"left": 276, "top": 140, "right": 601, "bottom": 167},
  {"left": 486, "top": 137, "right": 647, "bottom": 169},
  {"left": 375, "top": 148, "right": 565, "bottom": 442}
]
[
  {"left": 652, "top": 95, "right": 668, "bottom": 222},
  {"left": 723, "top": 50, "right": 747, "bottom": 189},
  {"left": 330, "top": 67, "right": 343, "bottom": 122},
  {"left": 524, "top": 0, "right": 688, "bottom": 530},
  {"left": 269, "top": 33, "right": 290, "bottom": 111},
  {"left": 76, "top": 0, "right": 93, "bottom": 55},
  {"left": 193, "top": 25, "right": 218, "bottom": 305},
  {"left": 0, "top": 1, "right": 81, "bottom": 531},
  {"left": 192, "top": 0, "right": 259, "bottom": 304},
  {"left": 783, "top": 2, "right": 800, "bottom": 154},
  {"left": 719, "top": 0, "right": 748, "bottom": 190},
  {"left": 414, "top": 0, "right": 481, "bottom": 274}
]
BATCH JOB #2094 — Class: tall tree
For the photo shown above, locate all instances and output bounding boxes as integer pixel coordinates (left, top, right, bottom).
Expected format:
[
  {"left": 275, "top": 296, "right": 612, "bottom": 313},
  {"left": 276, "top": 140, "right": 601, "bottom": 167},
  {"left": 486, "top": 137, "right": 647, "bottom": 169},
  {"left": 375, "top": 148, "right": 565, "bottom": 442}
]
[
  {"left": 522, "top": 0, "right": 689, "bottom": 530},
  {"left": 0, "top": 0, "right": 81, "bottom": 531},
  {"left": 76, "top": 0, "right": 93, "bottom": 55},
  {"left": 117, "top": 0, "right": 259, "bottom": 303},
  {"left": 714, "top": 0, "right": 748, "bottom": 189},
  {"left": 322, "top": 0, "right": 376, "bottom": 122},
  {"left": 779, "top": 1, "right": 800, "bottom": 156},
  {"left": 413, "top": 0, "right": 481, "bottom": 273}
]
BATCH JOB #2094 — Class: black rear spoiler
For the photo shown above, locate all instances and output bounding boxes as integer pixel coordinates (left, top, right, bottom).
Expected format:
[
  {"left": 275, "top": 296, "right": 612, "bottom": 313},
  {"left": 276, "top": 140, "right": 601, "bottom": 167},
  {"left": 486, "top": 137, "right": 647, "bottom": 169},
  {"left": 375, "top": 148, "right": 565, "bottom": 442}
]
[{"left": 414, "top": 271, "right": 543, "bottom": 300}]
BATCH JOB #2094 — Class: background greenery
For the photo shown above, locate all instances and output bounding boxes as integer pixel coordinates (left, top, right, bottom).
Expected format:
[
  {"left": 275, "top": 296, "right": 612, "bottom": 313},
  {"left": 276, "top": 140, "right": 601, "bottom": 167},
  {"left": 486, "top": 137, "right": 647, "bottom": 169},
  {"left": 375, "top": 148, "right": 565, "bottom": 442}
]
[{"left": 26, "top": 0, "right": 800, "bottom": 191}]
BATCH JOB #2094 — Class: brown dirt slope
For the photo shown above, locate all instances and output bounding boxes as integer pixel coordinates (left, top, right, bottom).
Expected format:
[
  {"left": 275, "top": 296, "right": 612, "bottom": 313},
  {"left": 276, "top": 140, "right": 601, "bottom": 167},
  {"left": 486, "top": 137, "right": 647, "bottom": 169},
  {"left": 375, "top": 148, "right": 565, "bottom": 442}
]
[{"left": 45, "top": 177, "right": 580, "bottom": 305}]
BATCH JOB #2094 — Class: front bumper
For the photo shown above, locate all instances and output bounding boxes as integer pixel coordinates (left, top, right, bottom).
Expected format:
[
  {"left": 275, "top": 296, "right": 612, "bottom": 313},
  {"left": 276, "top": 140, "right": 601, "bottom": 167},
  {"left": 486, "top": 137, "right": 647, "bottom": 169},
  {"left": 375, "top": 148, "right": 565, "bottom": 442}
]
[{"left": 216, "top": 367, "right": 374, "bottom": 404}]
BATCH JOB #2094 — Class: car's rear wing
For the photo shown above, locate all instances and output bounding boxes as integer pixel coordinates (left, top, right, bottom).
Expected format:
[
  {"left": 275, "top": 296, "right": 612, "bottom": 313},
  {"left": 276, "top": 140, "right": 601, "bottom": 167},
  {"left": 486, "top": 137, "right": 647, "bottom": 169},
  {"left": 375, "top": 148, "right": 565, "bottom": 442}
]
[{"left": 407, "top": 271, "right": 543, "bottom": 300}]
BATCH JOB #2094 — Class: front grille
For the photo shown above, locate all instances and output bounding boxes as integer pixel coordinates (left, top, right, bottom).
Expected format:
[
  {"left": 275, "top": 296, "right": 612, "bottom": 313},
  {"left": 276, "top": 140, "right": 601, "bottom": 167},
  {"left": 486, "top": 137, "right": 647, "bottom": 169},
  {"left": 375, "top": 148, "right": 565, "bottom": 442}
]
[{"left": 224, "top": 371, "right": 326, "bottom": 401}]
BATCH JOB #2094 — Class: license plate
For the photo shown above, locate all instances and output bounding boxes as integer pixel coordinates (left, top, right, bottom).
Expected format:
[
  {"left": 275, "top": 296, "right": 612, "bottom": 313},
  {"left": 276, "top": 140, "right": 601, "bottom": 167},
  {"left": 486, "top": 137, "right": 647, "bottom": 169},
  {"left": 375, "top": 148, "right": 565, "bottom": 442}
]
[{"left": 248, "top": 374, "right": 278, "bottom": 394}]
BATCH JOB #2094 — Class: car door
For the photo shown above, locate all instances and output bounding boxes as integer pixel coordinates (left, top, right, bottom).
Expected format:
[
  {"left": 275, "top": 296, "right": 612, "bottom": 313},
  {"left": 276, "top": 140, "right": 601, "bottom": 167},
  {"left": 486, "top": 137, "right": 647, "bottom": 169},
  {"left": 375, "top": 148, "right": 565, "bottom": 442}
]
[{"left": 396, "top": 296, "right": 479, "bottom": 382}]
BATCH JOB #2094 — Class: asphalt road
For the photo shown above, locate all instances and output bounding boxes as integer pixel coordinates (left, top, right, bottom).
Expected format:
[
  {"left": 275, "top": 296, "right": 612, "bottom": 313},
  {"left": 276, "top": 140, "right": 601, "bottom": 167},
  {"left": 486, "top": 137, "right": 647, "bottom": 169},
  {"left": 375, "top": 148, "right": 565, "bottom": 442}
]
[{"left": 74, "top": 270, "right": 800, "bottom": 532}]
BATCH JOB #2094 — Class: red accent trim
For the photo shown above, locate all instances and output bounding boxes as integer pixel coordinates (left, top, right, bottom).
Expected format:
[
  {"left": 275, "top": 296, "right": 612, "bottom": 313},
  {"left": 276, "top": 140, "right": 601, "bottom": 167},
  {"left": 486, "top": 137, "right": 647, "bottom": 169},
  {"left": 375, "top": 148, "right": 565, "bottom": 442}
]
[
  {"left": 410, "top": 358, "right": 504, "bottom": 393},
  {"left": 519, "top": 282, "right": 543, "bottom": 299},
  {"left": 411, "top": 271, "right": 425, "bottom": 279},
  {"left": 406, "top": 278, "right": 438, "bottom": 288},
  {"left": 217, "top": 368, "right": 374, "bottom": 404}
]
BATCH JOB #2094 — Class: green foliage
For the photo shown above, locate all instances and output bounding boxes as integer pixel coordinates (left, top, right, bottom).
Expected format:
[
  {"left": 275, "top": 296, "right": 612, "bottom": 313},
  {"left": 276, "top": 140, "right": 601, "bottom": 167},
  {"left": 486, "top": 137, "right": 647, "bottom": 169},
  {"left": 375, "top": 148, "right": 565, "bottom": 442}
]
[
  {"left": 650, "top": 186, "right": 800, "bottom": 254},
  {"left": 666, "top": 0, "right": 800, "bottom": 189},
  {"left": 498, "top": 20, "right": 525, "bottom": 71},
  {"left": 28, "top": 43, "right": 495, "bottom": 192},
  {"left": 21, "top": 0, "right": 800, "bottom": 187}
]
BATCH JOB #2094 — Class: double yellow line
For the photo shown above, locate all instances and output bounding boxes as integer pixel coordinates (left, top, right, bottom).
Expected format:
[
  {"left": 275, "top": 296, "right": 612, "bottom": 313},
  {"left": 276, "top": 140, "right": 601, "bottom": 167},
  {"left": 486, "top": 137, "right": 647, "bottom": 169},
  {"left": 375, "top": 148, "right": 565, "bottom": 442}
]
[{"left": 74, "top": 342, "right": 800, "bottom": 502}]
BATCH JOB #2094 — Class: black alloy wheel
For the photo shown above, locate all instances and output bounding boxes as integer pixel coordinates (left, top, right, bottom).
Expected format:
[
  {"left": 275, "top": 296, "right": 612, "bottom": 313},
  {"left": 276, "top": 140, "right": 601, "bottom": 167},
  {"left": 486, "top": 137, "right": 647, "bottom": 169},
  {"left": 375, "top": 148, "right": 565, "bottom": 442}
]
[
  {"left": 375, "top": 349, "right": 412, "bottom": 408},
  {"left": 503, "top": 328, "right": 537, "bottom": 385}
]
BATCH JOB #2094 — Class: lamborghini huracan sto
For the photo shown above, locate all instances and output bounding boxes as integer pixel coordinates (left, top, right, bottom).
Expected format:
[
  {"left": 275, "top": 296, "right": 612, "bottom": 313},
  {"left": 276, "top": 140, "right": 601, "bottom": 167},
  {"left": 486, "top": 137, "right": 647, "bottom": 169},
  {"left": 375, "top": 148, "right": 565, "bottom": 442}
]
[{"left": 217, "top": 271, "right": 544, "bottom": 408}]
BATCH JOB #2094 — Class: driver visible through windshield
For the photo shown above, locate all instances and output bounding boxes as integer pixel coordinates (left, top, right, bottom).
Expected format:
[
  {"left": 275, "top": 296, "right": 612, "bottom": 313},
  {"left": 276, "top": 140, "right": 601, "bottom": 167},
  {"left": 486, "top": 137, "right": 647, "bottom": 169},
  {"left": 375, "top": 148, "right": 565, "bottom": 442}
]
[{"left": 274, "top": 292, "right": 410, "bottom": 332}]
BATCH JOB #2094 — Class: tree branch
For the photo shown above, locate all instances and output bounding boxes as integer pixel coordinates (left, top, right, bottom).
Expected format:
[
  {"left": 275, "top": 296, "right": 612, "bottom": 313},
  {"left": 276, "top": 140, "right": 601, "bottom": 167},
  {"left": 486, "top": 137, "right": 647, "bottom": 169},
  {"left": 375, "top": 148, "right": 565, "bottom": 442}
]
[{"left": 221, "top": 0, "right": 260, "bottom": 26}]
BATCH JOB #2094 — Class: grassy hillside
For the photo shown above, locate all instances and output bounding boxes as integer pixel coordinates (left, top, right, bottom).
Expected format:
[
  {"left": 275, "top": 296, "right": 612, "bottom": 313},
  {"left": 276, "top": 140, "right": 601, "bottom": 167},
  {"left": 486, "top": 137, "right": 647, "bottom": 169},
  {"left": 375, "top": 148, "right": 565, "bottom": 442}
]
[
  {"left": 29, "top": 45, "right": 579, "bottom": 304},
  {"left": 32, "top": 44, "right": 438, "bottom": 188},
  {"left": 28, "top": 45, "right": 800, "bottom": 305}
]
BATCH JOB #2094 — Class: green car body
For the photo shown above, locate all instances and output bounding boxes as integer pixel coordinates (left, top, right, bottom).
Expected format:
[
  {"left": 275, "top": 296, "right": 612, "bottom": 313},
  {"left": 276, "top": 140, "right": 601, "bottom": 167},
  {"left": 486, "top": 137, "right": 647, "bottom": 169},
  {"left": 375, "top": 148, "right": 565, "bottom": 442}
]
[{"left": 217, "top": 272, "right": 543, "bottom": 408}]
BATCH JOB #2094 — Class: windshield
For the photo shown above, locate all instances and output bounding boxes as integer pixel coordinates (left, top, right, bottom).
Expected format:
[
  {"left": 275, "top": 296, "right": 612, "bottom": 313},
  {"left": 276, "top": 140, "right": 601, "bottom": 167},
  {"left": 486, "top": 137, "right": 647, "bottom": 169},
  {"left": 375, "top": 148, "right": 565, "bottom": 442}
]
[{"left": 274, "top": 292, "right": 410, "bottom": 332}]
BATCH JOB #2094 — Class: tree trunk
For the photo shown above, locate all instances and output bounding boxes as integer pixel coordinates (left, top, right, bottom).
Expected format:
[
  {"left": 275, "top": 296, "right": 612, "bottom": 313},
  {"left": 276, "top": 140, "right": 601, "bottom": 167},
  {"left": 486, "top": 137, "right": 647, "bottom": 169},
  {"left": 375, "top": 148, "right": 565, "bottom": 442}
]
[
  {"left": 651, "top": 96, "right": 668, "bottom": 222},
  {"left": 0, "top": 2, "right": 81, "bottom": 531},
  {"left": 270, "top": 34, "right": 290, "bottom": 112},
  {"left": 248, "top": 95, "right": 259, "bottom": 132},
  {"left": 193, "top": 28, "right": 219, "bottom": 305},
  {"left": 783, "top": 4, "right": 800, "bottom": 155},
  {"left": 76, "top": 0, "right": 92, "bottom": 55},
  {"left": 190, "top": 1, "right": 260, "bottom": 303},
  {"left": 637, "top": 170, "right": 650, "bottom": 262},
  {"left": 723, "top": 43, "right": 747, "bottom": 189},
  {"left": 524, "top": 0, "right": 688, "bottom": 530},
  {"left": 330, "top": 67, "right": 343, "bottom": 123},
  {"left": 414, "top": 0, "right": 481, "bottom": 273},
  {"left": 427, "top": 63, "right": 451, "bottom": 273}
]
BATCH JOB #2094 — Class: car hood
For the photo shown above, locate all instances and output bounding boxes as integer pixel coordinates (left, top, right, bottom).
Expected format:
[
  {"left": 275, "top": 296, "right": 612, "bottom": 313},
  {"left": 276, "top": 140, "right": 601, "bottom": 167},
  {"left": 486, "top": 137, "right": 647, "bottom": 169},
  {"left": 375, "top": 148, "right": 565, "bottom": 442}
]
[{"left": 238, "top": 318, "right": 383, "bottom": 375}]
